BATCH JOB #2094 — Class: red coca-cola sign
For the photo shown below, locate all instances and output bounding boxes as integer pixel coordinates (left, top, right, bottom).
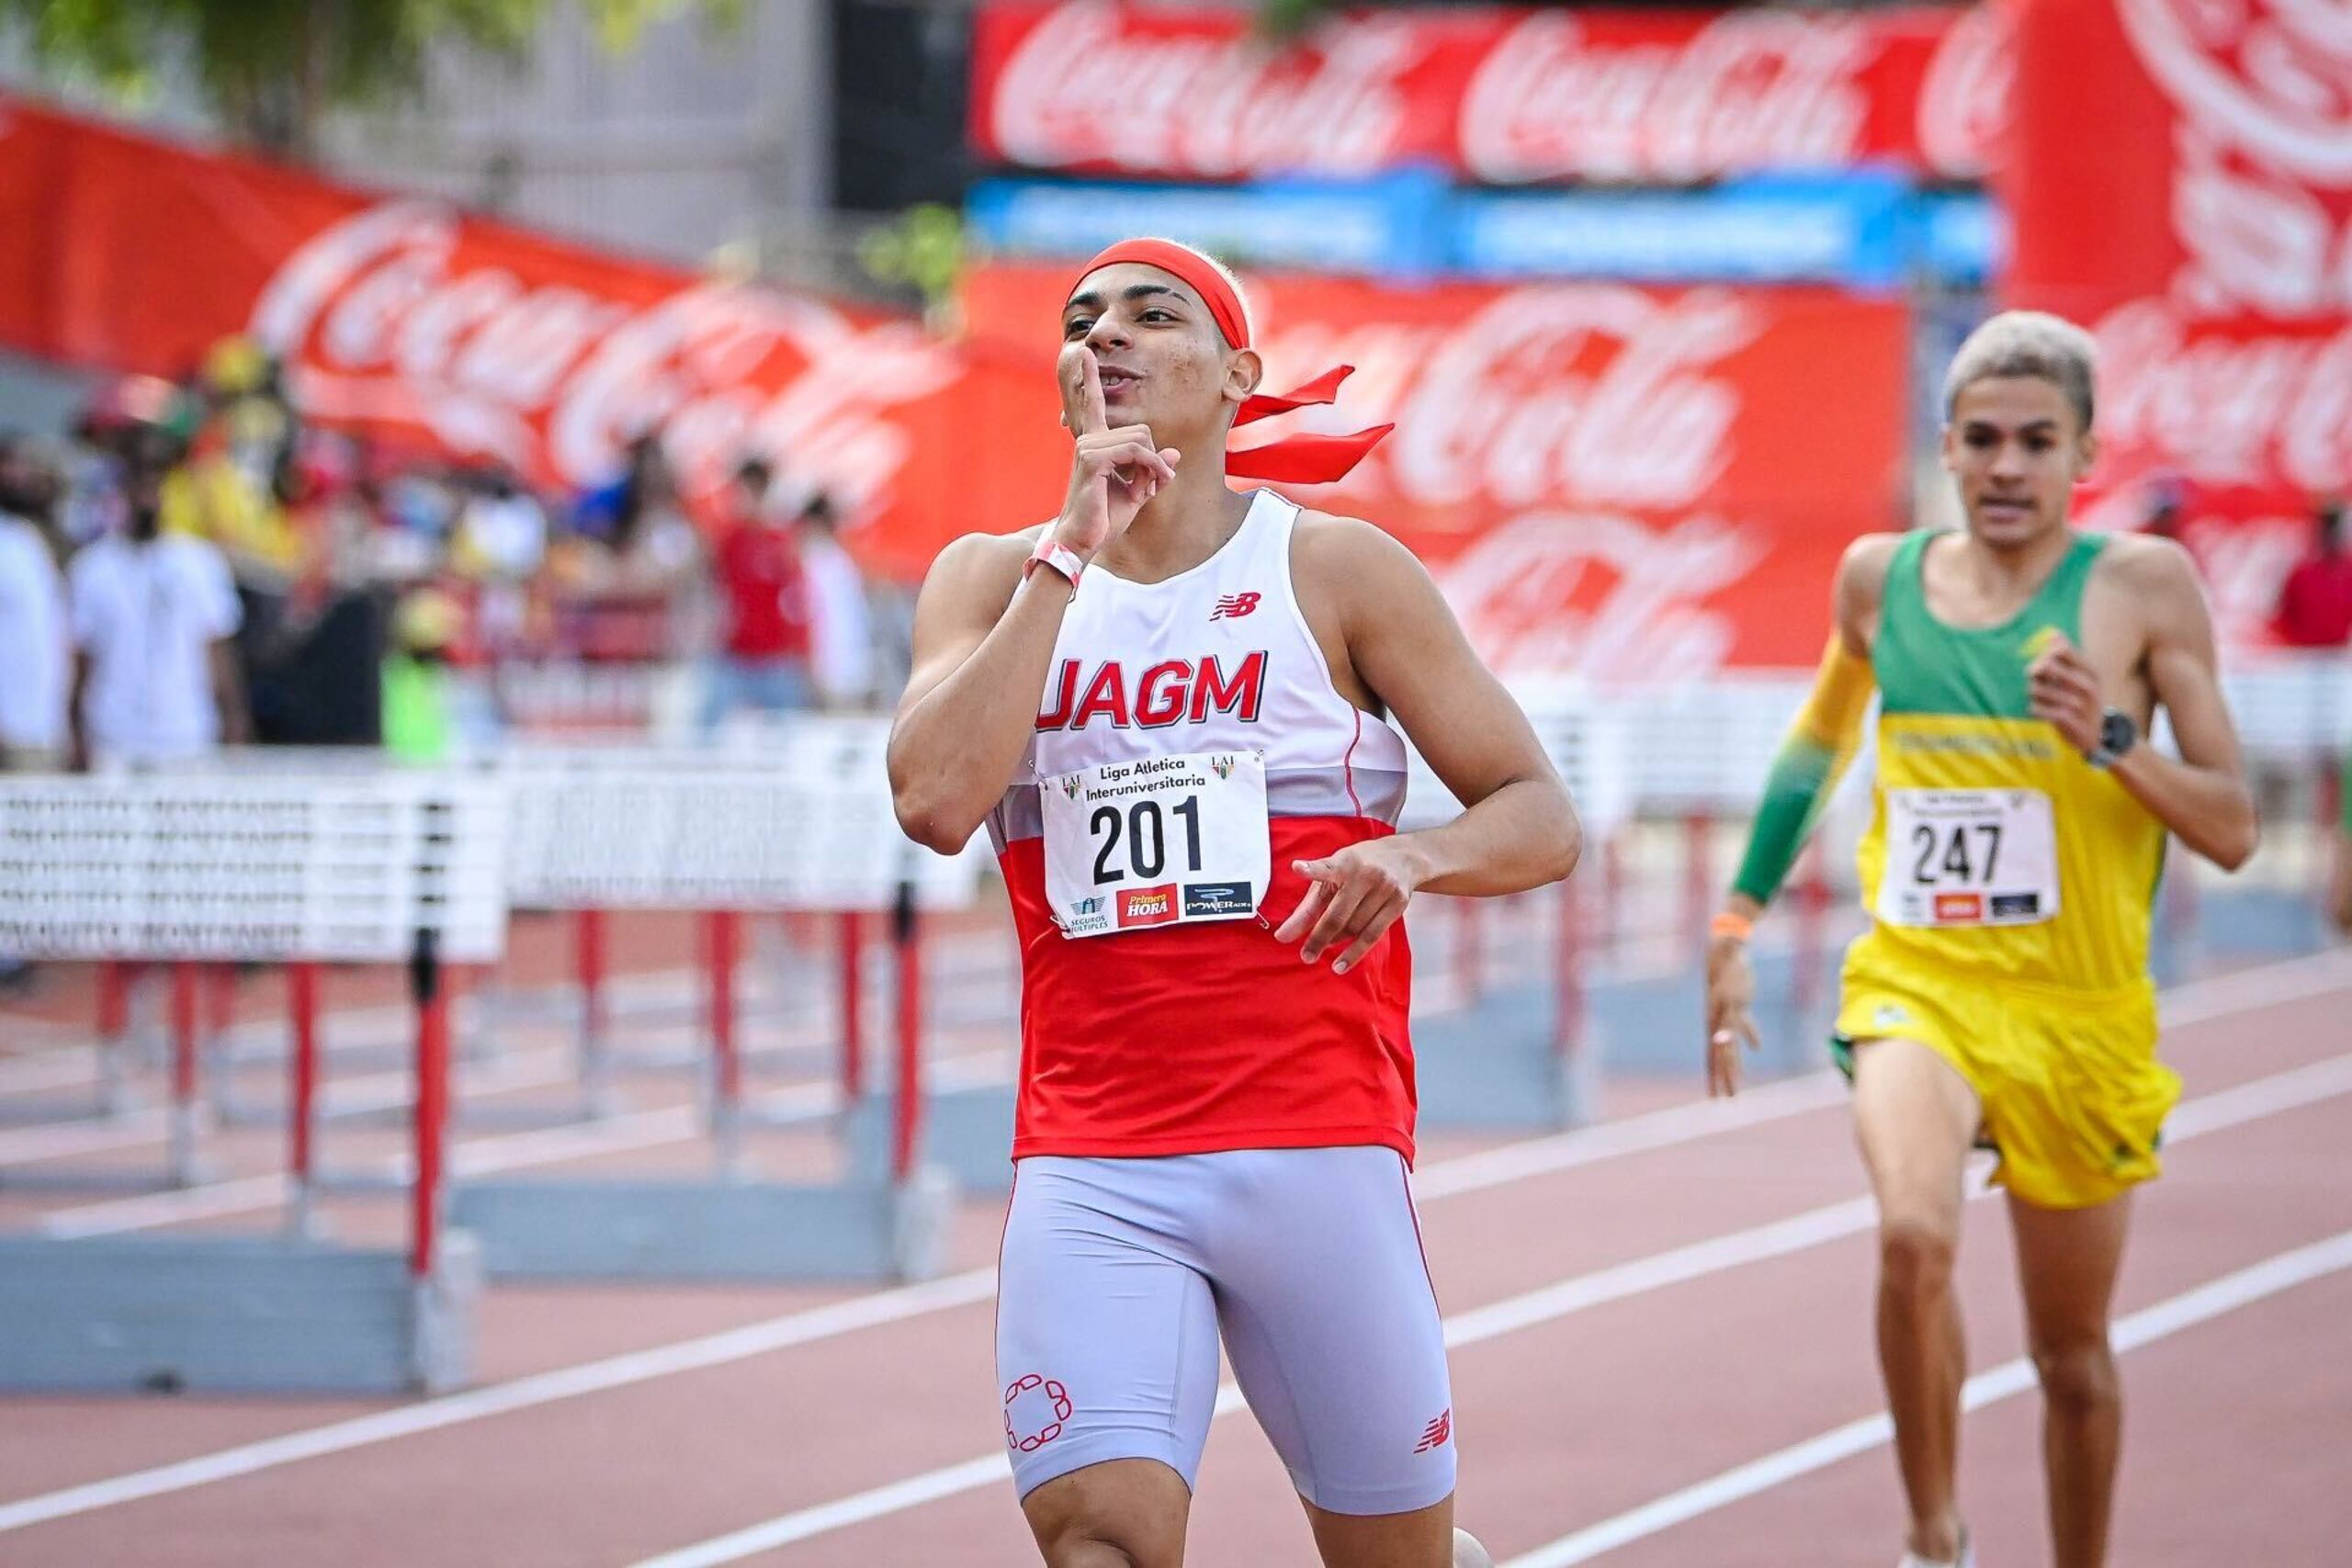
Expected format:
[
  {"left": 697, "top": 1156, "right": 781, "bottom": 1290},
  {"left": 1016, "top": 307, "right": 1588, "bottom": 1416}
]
[
  {"left": 0, "top": 97, "right": 966, "bottom": 528},
  {"left": 957, "top": 264, "right": 1909, "bottom": 679},
  {"left": 969, "top": 2, "right": 2007, "bottom": 185},
  {"left": 2005, "top": 0, "right": 2352, "bottom": 648}
]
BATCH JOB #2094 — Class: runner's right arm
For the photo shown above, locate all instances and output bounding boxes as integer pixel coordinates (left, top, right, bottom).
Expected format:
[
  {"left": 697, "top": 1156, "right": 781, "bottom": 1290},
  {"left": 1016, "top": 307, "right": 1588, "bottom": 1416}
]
[
  {"left": 889, "top": 345, "right": 1179, "bottom": 852},
  {"left": 1707, "top": 536, "right": 1892, "bottom": 1092},
  {"left": 887, "top": 534, "right": 1060, "bottom": 852}
]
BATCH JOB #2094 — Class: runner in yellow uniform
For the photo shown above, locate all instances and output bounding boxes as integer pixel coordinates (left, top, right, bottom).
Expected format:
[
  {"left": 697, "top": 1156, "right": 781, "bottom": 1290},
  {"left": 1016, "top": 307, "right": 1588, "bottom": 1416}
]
[{"left": 1704, "top": 312, "right": 2257, "bottom": 1568}]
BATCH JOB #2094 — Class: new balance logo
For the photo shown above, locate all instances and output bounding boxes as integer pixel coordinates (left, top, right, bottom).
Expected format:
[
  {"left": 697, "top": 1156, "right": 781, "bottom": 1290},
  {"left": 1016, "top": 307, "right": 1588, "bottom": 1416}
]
[
  {"left": 1210, "top": 592, "right": 1261, "bottom": 621},
  {"left": 1414, "top": 1408, "right": 1452, "bottom": 1453}
]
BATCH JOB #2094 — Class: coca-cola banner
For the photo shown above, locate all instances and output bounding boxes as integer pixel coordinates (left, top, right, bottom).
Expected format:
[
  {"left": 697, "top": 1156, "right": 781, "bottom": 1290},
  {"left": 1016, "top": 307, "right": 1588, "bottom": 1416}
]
[
  {"left": 953, "top": 264, "right": 1910, "bottom": 679},
  {"left": 0, "top": 96, "right": 973, "bottom": 532},
  {"left": 2003, "top": 1, "right": 2352, "bottom": 649},
  {"left": 969, "top": 1, "right": 2010, "bottom": 186}
]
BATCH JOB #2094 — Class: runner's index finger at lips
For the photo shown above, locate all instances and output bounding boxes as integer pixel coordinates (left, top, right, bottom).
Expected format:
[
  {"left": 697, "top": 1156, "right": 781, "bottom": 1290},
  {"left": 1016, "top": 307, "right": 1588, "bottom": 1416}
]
[{"left": 1058, "top": 344, "right": 1107, "bottom": 436}]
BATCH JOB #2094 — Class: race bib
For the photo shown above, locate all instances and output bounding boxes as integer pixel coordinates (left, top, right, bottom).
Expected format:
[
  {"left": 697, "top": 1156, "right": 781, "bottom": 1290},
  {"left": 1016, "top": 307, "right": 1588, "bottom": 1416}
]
[
  {"left": 1877, "top": 788, "right": 2061, "bottom": 929},
  {"left": 1040, "top": 752, "right": 1270, "bottom": 938}
]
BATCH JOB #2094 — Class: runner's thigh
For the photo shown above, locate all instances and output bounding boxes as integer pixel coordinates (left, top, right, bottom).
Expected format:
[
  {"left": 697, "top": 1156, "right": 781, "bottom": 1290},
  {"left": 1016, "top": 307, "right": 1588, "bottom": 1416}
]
[
  {"left": 998, "top": 1157, "right": 1224, "bottom": 1502},
  {"left": 1208, "top": 1145, "right": 1456, "bottom": 1516}
]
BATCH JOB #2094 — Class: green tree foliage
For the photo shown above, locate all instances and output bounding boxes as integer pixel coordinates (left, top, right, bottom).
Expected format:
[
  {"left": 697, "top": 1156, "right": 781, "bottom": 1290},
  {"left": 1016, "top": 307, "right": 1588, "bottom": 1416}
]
[{"left": 1, "top": 0, "right": 742, "bottom": 159}]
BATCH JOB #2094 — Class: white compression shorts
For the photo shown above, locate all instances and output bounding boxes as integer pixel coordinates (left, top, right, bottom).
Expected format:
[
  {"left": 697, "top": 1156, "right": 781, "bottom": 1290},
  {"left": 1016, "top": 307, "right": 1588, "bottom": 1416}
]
[{"left": 996, "top": 1145, "right": 1456, "bottom": 1515}]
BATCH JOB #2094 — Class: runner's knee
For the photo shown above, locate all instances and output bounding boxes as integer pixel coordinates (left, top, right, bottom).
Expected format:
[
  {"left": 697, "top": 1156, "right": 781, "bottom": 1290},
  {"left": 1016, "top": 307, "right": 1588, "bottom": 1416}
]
[
  {"left": 2030, "top": 1336, "right": 2120, "bottom": 1418},
  {"left": 1022, "top": 1464, "right": 1188, "bottom": 1568},
  {"left": 1877, "top": 1215, "right": 1958, "bottom": 1302}
]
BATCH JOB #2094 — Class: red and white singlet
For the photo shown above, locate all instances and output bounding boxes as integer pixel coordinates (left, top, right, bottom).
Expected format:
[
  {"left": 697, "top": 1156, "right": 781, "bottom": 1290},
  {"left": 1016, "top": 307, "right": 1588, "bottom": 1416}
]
[{"left": 987, "top": 489, "right": 1417, "bottom": 1162}]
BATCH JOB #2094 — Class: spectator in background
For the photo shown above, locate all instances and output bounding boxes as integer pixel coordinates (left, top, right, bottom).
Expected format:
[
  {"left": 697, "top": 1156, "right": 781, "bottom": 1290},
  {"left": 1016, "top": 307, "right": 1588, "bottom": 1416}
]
[
  {"left": 557, "top": 433, "right": 702, "bottom": 662},
  {"left": 2140, "top": 473, "right": 2188, "bottom": 545},
  {"left": 450, "top": 460, "right": 550, "bottom": 660},
  {"left": 67, "top": 456, "right": 248, "bottom": 769},
  {"left": 796, "top": 492, "right": 876, "bottom": 710},
  {"left": 2274, "top": 496, "right": 2352, "bottom": 649},
  {"left": 0, "top": 437, "right": 69, "bottom": 771},
  {"left": 702, "top": 456, "right": 812, "bottom": 732},
  {"left": 382, "top": 586, "right": 462, "bottom": 764}
]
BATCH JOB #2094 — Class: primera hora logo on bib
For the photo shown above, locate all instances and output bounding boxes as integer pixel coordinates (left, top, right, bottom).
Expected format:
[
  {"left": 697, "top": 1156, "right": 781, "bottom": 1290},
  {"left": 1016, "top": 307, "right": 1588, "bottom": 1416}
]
[{"left": 1116, "top": 885, "right": 1180, "bottom": 928}]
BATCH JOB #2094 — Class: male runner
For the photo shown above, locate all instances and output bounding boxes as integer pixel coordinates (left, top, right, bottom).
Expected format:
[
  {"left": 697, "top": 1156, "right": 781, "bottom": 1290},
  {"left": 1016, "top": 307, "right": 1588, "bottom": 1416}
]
[
  {"left": 889, "top": 239, "right": 1576, "bottom": 1568},
  {"left": 1703, "top": 311, "right": 2256, "bottom": 1568}
]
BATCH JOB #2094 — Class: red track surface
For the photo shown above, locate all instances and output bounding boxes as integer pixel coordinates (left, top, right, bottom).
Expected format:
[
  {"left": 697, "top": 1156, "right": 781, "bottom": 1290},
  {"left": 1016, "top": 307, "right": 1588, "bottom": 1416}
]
[{"left": 2, "top": 933, "right": 2347, "bottom": 1568}]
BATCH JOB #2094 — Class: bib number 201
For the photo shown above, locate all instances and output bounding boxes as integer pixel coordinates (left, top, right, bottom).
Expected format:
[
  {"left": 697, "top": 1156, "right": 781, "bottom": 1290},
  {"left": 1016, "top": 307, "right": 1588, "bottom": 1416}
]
[
  {"left": 1089, "top": 796, "right": 1202, "bottom": 885},
  {"left": 1040, "top": 752, "right": 1270, "bottom": 937}
]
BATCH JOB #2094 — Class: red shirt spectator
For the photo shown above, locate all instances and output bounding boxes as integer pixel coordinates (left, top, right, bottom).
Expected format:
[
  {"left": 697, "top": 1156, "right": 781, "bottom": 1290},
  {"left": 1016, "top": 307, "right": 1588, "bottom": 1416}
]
[
  {"left": 2275, "top": 499, "right": 2352, "bottom": 649},
  {"left": 712, "top": 462, "right": 810, "bottom": 661}
]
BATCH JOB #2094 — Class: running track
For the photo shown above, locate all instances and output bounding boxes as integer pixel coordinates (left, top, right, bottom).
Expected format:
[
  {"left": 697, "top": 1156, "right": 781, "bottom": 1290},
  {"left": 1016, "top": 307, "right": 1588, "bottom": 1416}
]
[{"left": 1, "top": 947, "right": 2346, "bottom": 1566}]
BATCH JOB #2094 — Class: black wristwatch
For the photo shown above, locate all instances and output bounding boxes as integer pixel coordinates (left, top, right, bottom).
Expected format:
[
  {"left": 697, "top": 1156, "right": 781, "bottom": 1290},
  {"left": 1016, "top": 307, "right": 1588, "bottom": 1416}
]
[{"left": 2087, "top": 707, "right": 2138, "bottom": 769}]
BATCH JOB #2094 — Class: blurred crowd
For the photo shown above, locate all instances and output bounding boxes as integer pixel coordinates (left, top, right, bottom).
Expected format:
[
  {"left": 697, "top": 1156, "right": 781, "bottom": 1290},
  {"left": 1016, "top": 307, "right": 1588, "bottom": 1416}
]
[{"left": 0, "top": 338, "right": 888, "bottom": 775}]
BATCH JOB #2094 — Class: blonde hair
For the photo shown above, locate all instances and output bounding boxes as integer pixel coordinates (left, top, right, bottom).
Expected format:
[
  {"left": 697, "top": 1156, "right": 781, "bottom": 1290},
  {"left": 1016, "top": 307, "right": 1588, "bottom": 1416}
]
[{"left": 1943, "top": 310, "right": 2098, "bottom": 434}]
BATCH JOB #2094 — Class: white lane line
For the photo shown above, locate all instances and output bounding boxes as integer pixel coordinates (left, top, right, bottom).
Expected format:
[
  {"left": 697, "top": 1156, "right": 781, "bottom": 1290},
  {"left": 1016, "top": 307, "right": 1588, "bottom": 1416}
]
[
  {"left": 0, "top": 1028, "right": 1860, "bottom": 1530},
  {"left": 1499, "top": 1224, "right": 2352, "bottom": 1567},
  {"left": 3, "top": 956, "right": 2344, "bottom": 1542},
  {"left": 1415, "top": 1073, "right": 1847, "bottom": 1200},
  {"left": 0, "top": 1269, "right": 1003, "bottom": 1537},
  {"left": 0, "top": 1048, "right": 576, "bottom": 1169},
  {"left": 30, "top": 1046, "right": 1015, "bottom": 1238},
  {"left": 616, "top": 1044, "right": 2352, "bottom": 1568}
]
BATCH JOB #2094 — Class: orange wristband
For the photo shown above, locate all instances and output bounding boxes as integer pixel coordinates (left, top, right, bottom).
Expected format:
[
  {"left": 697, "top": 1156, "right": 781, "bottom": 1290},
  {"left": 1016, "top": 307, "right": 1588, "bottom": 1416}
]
[{"left": 1710, "top": 910, "right": 1755, "bottom": 943}]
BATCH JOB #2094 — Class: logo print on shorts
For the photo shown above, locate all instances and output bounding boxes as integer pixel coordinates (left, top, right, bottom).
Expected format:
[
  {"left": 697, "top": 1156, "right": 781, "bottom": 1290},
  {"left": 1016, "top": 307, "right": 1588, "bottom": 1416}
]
[
  {"left": 1004, "top": 1373, "right": 1074, "bottom": 1452},
  {"left": 1210, "top": 592, "right": 1261, "bottom": 621},
  {"left": 1414, "top": 1407, "right": 1452, "bottom": 1453}
]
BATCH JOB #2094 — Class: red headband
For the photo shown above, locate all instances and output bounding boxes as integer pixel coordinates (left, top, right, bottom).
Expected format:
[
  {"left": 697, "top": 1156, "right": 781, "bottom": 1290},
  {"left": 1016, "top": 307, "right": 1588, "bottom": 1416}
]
[{"left": 1070, "top": 240, "right": 1392, "bottom": 486}]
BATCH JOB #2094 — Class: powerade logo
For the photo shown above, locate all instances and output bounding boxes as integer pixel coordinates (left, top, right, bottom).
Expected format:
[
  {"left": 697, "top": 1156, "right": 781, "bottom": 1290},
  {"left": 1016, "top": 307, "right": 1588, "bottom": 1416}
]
[
  {"left": 1182, "top": 883, "right": 1253, "bottom": 918},
  {"left": 1117, "top": 885, "right": 1178, "bottom": 928}
]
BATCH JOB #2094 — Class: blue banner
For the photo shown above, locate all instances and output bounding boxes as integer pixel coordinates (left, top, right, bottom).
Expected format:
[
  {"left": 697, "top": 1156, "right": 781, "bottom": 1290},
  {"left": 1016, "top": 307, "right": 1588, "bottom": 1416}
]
[
  {"left": 969, "top": 174, "right": 1997, "bottom": 290},
  {"left": 1454, "top": 174, "right": 1916, "bottom": 288},
  {"left": 966, "top": 172, "right": 1449, "bottom": 278}
]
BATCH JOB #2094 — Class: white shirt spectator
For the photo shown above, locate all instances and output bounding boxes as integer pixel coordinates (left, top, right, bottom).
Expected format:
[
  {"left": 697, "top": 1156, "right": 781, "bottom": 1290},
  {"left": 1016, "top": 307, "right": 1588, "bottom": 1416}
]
[
  {"left": 801, "top": 532, "right": 874, "bottom": 706},
  {"left": 69, "top": 533, "right": 242, "bottom": 763},
  {"left": 0, "top": 513, "right": 68, "bottom": 754}
]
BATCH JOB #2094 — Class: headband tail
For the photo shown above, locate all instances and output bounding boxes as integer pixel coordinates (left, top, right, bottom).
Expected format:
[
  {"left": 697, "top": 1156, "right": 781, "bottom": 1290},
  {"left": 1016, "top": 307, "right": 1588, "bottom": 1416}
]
[
  {"left": 1225, "top": 423, "right": 1394, "bottom": 485},
  {"left": 1233, "top": 365, "right": 1355, "bottom": 429}
]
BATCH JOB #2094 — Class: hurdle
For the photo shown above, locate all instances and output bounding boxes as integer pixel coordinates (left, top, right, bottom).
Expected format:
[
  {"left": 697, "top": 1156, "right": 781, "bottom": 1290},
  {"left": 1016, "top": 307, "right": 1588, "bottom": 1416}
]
[
  {"left": 447, "top": 720, "right": 967, "bottom": 1282},
  {"left": 0, "top": 770, "right": 508, "bottom": 1394}
]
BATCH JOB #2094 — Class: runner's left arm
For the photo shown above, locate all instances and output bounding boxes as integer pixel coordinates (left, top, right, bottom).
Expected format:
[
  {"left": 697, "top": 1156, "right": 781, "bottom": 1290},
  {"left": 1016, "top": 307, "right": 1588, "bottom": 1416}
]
[
  {"left": 2029, "top": 543, "right": 2257, "bottom": 871},
  {"left": 1270, "top": 519, "right": 1577, "bottom": 971}
]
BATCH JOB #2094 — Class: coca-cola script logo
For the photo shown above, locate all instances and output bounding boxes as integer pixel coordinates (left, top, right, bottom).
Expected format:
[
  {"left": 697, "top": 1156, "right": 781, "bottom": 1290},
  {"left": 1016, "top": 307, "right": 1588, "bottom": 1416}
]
[
  {"left": 986, "top": 1, "right": 1430, "bottom": 177},
  {"left": 2121, "top": 0, "right": 2352, "bottom": 185},
  {"left": 1457, "top": 12, "right": 1877, "bottom": 184},
  {"left": 249, "top": 200, "right": 963, "bottom": 511},
  {"left": 2095, "top": 299, "right": 2352, "bottom": 492},
  {"left": 1290, "top": 287, "right": 1761, "bottom": 512},
  {"left": 1437, "top": 510, "right": 1765, "bottom": 682},
  {"left": 2119, "top": 0, "right": 2352, "bottom": 316},
  {"left": 1916, "top": 2, "right": 2015, "bottom": 181}
]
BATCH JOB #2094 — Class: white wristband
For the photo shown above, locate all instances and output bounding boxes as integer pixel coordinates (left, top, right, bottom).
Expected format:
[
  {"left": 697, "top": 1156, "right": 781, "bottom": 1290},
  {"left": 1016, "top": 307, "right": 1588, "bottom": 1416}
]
[{"left": 1024, "top": 537, "right": 1086, "bottom": 594}]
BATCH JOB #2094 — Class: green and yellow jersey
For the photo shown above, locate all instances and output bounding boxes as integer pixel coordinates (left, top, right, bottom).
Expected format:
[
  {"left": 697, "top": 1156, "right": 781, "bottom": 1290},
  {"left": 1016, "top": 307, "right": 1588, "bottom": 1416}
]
[{"left": 1850, "top": 529, "right": 2165, "bottom": 996}]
